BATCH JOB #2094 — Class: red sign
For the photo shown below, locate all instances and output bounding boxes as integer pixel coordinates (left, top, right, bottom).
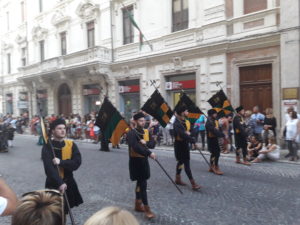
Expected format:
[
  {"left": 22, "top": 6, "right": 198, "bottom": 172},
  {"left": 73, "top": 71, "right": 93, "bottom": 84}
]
[
  {"left": 119, "top": 85, "right": 140, "bottom": 93},
  {"left": 83, "top": 88, "right": 100, "bottom": 96},
  {"left": 167, "top": 80, "right": 196, "bottom": 90},
  {"left": 37, "top": 93, "right": 48, "bottom": 99}
]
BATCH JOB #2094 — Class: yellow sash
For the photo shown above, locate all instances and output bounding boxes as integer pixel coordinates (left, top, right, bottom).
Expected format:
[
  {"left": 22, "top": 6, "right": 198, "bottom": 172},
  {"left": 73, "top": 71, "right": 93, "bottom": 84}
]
[
  {"left": 59, "top": 140, "right": 73, "bottom": 179},
  {"left": 130, "top": 129, "right": 149, "bottom": 158},
  {"left": 185, "top": 120, "right": 191, "bottom": 132},
  {"left": 143, "top": 129, "right": 149, "bottom": 142}
]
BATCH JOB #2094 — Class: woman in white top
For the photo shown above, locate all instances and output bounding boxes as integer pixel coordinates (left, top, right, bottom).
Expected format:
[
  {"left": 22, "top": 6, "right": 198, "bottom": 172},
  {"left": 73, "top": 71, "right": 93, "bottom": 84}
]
[
  {"left": 251, "top": 136, "right": 280, "bottom": 163},
  {"left": 285, "top": 111, "right": 300, "bottom": 161}
]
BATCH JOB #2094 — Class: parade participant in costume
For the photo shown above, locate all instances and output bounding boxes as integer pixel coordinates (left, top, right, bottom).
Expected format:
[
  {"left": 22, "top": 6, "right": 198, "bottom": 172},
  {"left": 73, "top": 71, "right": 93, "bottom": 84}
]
[
  {"left": 127, "top": 112, "right": 156, "bottom": 219},
  {"left": 42, "top": 118, "right": 83, "bottom": 214},
  {"left": 233, "top": 106, "right": 251, "bottom": 166},
  {"left": 173, "top": 106, "right": 201, "bottom": 190},
  {"left": 205, "top": 109, "right": 225, "bottom": 175}
]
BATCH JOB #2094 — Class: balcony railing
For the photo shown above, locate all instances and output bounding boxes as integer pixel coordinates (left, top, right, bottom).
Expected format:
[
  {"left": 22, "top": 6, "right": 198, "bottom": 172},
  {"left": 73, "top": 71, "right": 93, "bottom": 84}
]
[{"left": 20, "top": 46, "right": 111, "bottom": 77}]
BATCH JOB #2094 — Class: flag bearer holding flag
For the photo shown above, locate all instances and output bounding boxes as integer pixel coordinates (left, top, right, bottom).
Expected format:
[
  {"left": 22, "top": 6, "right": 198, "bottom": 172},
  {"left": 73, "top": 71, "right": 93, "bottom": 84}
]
[
  {"left": 173, "top": 106, "right": 201, "bottom": 190},
  {"left": 127, "top": 112, "right": 156, "bottom": 219},
  {"left": 205, "top": 109, "right": 225, "bottom": 175},
  {"left": 41, "top": 118, "right": 83, "bottom": 214}
]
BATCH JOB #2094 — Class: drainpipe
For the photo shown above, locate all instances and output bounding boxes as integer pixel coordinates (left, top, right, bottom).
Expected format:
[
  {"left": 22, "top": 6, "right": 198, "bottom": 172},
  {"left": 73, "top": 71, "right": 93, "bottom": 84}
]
[{"left": 110, "top": 0, "right": 114, "bottom": 63}]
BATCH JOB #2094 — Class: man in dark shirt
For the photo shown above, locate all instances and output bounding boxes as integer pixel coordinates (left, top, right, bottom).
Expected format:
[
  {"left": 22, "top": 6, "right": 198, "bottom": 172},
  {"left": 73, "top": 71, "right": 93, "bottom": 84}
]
[
  {"left": 42, "top": 118, "right": 83, "bottom": 213},
  {"left": 127, "top": 112, "right": 156, "bottom": 219}
]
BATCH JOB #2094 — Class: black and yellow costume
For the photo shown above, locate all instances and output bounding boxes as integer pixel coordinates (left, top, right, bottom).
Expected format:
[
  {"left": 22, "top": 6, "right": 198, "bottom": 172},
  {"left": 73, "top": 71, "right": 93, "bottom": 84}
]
[
  {"left": 205, "top": 115, "right": 224, "bottom": 167},
  {"left": 233, "top": 114, "right": 248, "bottom": 158},
  {"left": 42, "top": 139, "right": 83, "bottom": 213},
  {"left": 127, "top": 127, "right": 155, "bottom": 206}
]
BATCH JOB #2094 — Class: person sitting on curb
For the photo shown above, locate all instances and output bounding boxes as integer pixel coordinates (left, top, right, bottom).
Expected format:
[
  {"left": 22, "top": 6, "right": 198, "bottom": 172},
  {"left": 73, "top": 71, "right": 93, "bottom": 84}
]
[
  {"left": 251, "top": 136, "right": 280, "bottom": 163},
  {"left": 84, "top": 206, "right": 139, "bottom": 225},
  {"left": 0, "top": 176, "right": 18, "bottom": 216}
]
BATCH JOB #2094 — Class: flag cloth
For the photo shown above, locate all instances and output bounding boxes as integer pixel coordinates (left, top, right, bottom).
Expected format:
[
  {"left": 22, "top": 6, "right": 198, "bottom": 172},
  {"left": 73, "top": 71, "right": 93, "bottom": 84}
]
[
  {"left": 174, "top": 93, "right": 204, "bottom": 125},
  {"left": 141, "top": 90, "right": 173, "bottom": 128},
  {"left": 123, "top": 5, "right": 152, "bottom": 50},
  {"left": 40, "top": 117, "right": 48, "bottom": 145},
  {"left": 96, "top": 97, "right": 129, "bottom": 146},
  {"left": 207, "top": 89, "right": 235, "bottom": 118}
]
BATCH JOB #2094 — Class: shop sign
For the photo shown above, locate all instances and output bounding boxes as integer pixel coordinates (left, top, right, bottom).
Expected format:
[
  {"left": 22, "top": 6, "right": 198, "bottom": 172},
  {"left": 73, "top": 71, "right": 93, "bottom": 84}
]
[
  {"left": 119, "top": 85, "right": 140, "bottom": 93},
  {"left": 83, "top": 88, "right": 100, "bottom": 96},
  {"left": 282, "top": 88, "right": 299, "bottom": 100},
  {"left": 165, "top": 80, "right": 196, "bottom": 90},
  {"left": 18, "top": 101, "right": 29, "bottom": 109},
  {"left": 19, "top": 92, "right": 28, "bottom": 101}
]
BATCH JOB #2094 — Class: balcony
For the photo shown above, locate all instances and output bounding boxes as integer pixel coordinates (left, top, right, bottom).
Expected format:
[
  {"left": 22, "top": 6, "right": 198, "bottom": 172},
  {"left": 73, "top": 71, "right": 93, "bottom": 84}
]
[{"left": 19, "top": 46, "right": 111, "bottom": 79}]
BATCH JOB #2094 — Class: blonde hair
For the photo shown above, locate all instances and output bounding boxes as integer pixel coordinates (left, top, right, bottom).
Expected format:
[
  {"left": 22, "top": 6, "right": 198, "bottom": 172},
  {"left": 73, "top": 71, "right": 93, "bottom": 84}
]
[
  {"left": 265, "top": 108, "right": 273, "bottom": 116},
  {"left": 84, "top": 206, "right": 139, "bottom": 225},
  {"left": 269, "top": 136, "right": 277, "bottom": 144},
  {"left": 245, "top": 110, "right": 252, "bottom": 117},
  {"left": 12, "top": 190, "right": 64, "bottom": 225}
]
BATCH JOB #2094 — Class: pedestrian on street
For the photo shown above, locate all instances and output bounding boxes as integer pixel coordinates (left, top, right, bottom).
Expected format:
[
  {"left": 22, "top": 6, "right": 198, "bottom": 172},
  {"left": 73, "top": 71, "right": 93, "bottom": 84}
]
[
  {"left": 251, "top": 136, "right": 280, "bottom": 163},
  {"left": 0, "top": 176, "right": 18, "bottom": 216},
  {"left": 41, "top": 118, "right": 83, "bottom": 214},
  {"left": 127, "top": 112, "right": 156, "bottom": 219},
  {"left": 193, "top": 114, "right": 206, "bottom": 150},
  {"left": 250, "top": 106, "right": 265, "bottom": 141},
  {"left": 233, "top": 106, "right": 251, "bottom": 166},
  {"left": 173, "top": 106, "right": 201, "bottom": 190},
  {"left": 285, "top": 111, "right": 300, "bottom": 161},
  {"left": 205, "top": 109, "right": 225, "bottom": 175}
]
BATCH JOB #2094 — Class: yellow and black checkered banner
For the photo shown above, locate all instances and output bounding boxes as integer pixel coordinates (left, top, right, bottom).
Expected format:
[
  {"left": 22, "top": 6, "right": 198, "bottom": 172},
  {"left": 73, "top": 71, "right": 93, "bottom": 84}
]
[{"left": 207, "top": 90, "right": 234, "bottom": 118}]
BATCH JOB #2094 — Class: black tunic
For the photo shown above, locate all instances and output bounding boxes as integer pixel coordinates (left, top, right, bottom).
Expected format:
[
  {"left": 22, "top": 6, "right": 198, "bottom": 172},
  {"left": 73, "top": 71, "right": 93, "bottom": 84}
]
[
  {"left": 173, "top": 118, "right": 195, "bottom": 161},
  {"left": 41, "top": 140, "right": 83, "bottom": 210},
  {"left": 127, "top": 128, "right": 155, "bottom": 181},
  {"left": 233, "top": 115, "right": 248, "bottom": 149},
  {"left": 263, "top": 117, "right": 277, "bottom": 137},
  {"left": 205, "top": 117, "right": 224, "bottom": 151}
]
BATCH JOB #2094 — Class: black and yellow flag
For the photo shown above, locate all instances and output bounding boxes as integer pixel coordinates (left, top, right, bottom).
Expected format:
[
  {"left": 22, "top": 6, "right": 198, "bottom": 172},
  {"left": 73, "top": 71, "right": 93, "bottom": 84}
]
[
  {"left": 207, "top": 90, "right": 234, "bottom": 118},
  {"left": 96, "top": 97, "right": 129, "bottom": 146},
  {"left": 141, "top": 90, "right": 173, "bottom": 127},
  {"left": 174, "top": 93, "right": 204, "bottom": 125}
]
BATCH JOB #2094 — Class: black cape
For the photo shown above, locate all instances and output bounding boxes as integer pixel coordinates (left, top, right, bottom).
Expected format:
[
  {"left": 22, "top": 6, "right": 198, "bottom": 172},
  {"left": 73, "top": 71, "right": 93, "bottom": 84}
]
[{"left": 127, "top": 128, "right": 155, "bottom": 181}]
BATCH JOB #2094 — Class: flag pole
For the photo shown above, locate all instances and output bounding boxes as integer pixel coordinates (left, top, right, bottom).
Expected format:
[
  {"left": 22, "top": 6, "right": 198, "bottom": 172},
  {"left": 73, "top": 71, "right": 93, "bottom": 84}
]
[{"left": 38, "top": 101, "right": 76, "bottom": 225}]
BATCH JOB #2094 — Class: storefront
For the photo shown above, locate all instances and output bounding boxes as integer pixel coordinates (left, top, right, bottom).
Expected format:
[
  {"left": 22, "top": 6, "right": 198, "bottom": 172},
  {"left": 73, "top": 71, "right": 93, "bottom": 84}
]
[
  {"left": 165, "top": 73, "right": 196, "bottom": 108},
  {"left": 37, "top": 89, "right": 48, "bottom": 117},
  {"left": 118, "top": 79, "right": 140, "bottom": 121},
  {"left": 18, "top": 92, "right": 29, "bottom": 115},
  {"left": 5, "top": 93, "right": 13, "bottom": 114},
  {"left": 83, "top": 84, "right": 101, "bottom": 115}
]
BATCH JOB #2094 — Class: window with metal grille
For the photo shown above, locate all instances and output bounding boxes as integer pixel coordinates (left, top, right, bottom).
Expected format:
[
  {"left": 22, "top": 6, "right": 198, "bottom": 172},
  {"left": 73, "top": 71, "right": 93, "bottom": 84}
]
[
  {"left": 60, "top": 32, "right": 67, "bottom": 55},
  {"left": 122, "top": 5, "right": 134, "bottom": 45},
  {"left": 87, "top": 21, "right": 95, "bottom": 48}
]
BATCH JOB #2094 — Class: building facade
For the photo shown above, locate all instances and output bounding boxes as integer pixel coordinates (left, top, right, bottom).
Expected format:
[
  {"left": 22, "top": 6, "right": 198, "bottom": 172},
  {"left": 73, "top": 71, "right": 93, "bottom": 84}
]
[{"left": 0, "top": 0, "right": 299, "bottom": 128}]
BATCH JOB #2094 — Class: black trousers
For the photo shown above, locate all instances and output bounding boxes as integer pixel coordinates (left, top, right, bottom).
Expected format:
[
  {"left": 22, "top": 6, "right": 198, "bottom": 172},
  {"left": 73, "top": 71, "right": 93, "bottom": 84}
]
[
  {"left": 200, "top": 131, "right": 206, "bottom": 148},
  {"left": 208, "top": 139, "right": 221, "bottom": 166},
  {"left": 287, "top": 140, "right": 298, "bottom": 157},
  {"left": 135, "top": 180, "right": 148, "bottom": 206},
  {"left": 176, "top": 159, "right": 193, "bottom": 180}
]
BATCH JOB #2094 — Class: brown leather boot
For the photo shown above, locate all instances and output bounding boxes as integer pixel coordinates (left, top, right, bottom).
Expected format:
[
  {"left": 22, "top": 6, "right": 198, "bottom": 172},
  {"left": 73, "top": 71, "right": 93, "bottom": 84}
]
[
  {"left": 236, "top": 155, "right": 241, "bottom": 164},
  {"left": 190, "top": 179, "right": 201, "bottom": 190},
  {"left": 175, "top": 175, "right": 187, "bottom": 186},
  {"left": 208, "top": 165, "right": 216, "bottom": 173},
  {"left": 242, "top": 157, "right": 251, "bottom": 166},
  {"left": 144, "top": 206, "right": 155, "bottom": 219},
  {"left": 214, "top": 166, "right": 224, "bottom": 175},
  {"left": 134, "top": 199, "right": 145, "bottom": 212}
]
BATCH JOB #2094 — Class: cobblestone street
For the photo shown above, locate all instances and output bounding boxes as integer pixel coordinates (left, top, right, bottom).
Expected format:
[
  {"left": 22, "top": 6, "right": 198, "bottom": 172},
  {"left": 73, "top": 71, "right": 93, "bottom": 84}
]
[{"left": 1, "top": 135, "right": 300, "bottom": 225}]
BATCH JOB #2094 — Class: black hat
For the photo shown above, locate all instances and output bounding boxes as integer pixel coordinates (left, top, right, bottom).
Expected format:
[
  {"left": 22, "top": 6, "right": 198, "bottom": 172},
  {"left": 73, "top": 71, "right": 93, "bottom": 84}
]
[
  {"left": 50, "top": 118, "right": 66, "bottom": 131},
  {"left": 208, "top": 109, "right": 217, "bottom": 116},
  {"left": 235, "top": 106, "right": 244, "bottom": 113},
  {"left": 175, "top": 105, "right": 188, "bottom": 115},
  {"left": 133, "top": 112, "right": 145, "bottom": 121}
]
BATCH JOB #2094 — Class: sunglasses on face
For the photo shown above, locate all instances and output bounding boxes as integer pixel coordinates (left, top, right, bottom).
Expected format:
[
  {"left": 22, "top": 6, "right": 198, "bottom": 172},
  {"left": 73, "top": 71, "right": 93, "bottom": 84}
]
[{"left": 22, "top": 189, "right": 65, "bottom": 225}]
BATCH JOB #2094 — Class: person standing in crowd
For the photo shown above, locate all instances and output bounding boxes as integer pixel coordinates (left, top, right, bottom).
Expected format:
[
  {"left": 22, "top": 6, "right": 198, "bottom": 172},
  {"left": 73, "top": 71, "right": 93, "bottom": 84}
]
[
  {"left": 127, "top": 112, "right": 156, "bottom": 219},
  {"left": 244, "top": 110, "right": 253, "bottom": 136},
  {"left": 205, "top": 109, "right": 225, "bottom": 175},
  {"left": 219, "top": 116, "right": 230, "bottom": 154},
  {"left": 251, "top": 136, "right": 280, "bottom": 163},
  {"left": 193, "top": 114, "right": 206, "bottom": 150},
  {"left": 0, "top": 176, "right": 18, "bottom": 216},
  {"left": 42, "top": 118, "right": 83, "bottom": 214},
  {"left": 227, "top": 114, "right": 235, "bottom": 152},
  {"left": 173, "top": 106, "right": 201, "bottom": 190},
  {"left": 233, "top": 106, "right": 251, "bottom": 166},
  {"left": 262, "top": 108, "right": 276, "bottom": 146},
  {"left": 12, "top": 189, "right": 64, "bottom": 225},
  {"left": 285, "top": 111, "right": 300, "bottom": 161},
  {"left": 250, "top": 106, "right": 265, "bottom": 141},
  {"left": 162, "top": 122, "right": 172, "bottom": 146}
]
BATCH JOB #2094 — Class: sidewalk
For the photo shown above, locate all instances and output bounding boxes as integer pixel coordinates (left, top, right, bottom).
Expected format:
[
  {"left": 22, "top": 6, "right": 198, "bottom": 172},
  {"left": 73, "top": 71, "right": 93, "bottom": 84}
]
[{"left": 18, "top": 133, "right": 300, "bottom": 165}]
